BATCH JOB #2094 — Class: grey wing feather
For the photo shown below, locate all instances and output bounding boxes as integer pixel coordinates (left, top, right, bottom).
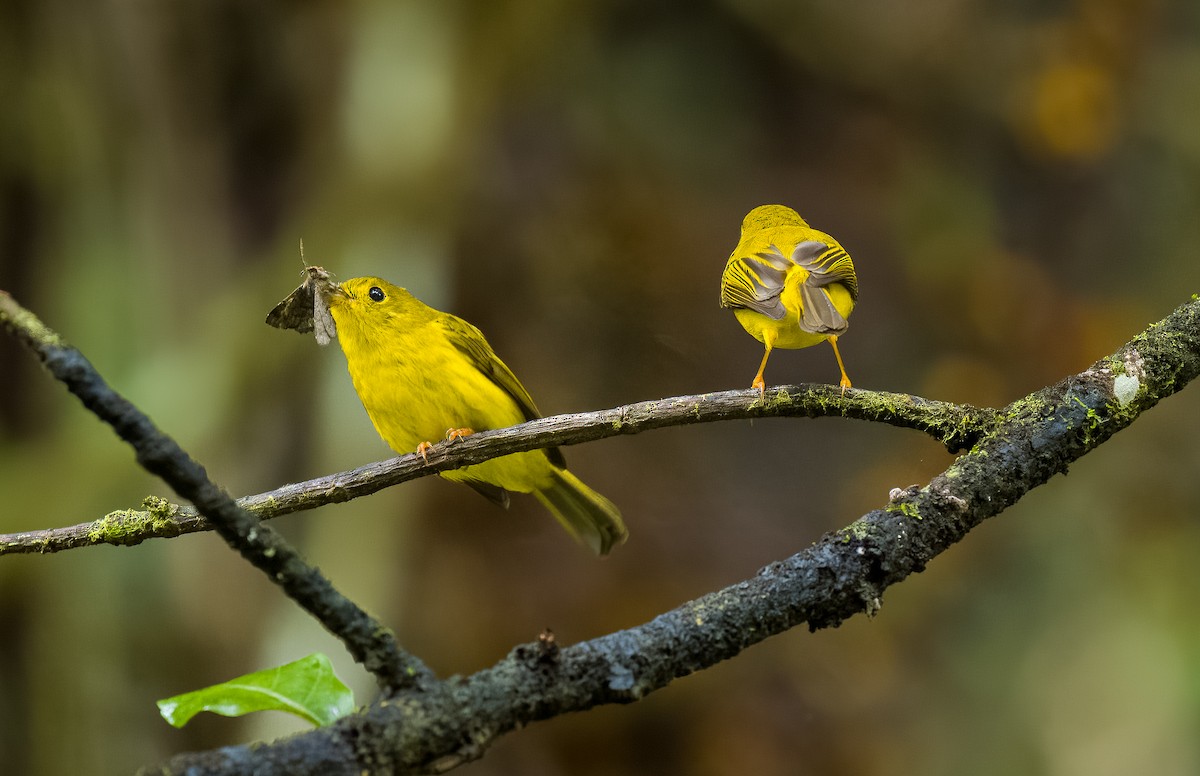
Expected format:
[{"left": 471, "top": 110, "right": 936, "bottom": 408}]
[
  {"left": 798, "top": 284, "right": 849, "bottom": 334},
  {"left": 719, "top": 246, "right": 792, "bottom": 319},
  {"left": 792, "top": 241, "right": 859, "bottom": 300},
  {"left": 791, "top": 239, "right": 856, "bottom": 334}
]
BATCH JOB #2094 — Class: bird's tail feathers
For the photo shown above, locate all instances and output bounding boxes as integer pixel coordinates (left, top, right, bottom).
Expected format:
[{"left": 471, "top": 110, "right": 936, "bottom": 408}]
[{"left": 535, "top": 469, "right": 628, "bottom": 555}]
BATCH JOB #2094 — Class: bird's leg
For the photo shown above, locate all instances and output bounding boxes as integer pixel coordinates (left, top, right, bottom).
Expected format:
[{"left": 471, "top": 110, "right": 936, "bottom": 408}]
[
  {"left": 828, "top": 335, "right": 852, "bottom": 394},
  {"left": 751, "top": 336, "right": 775, "bottom": 398},
  {"left": 416, "top": 441, "right": 433, "bottom": 461}
]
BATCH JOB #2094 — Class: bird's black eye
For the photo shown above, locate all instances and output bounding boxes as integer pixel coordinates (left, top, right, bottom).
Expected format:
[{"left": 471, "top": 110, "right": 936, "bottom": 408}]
[{"left": 368, "top": 286, "right": 385, "bottom": 302}]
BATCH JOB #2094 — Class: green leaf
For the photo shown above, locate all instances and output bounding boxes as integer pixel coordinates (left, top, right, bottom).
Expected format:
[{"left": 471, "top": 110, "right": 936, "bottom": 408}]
[{"left": 157, "top": 653, "right": 354, "bottom": 728}]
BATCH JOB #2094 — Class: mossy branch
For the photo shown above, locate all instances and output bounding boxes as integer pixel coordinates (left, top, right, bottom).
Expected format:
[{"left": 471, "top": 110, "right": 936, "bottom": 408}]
[
  {"left": 0, "top": 386, "right": 990, "bottom": 555},
  {"left": 140, "top": 296, "right": 1200, "bottom": 775},
  {"left": 6, "top": 283, "right": 1197, "bottom": 773}
]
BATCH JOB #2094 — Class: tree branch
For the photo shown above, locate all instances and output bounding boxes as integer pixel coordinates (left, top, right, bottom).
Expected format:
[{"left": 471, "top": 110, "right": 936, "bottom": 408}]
[
  {"left": 0, "top": 291, "right": 432, "bottom": 693},
  {"left": 140, "top": 296, "right": 1199, "bottom": 775},
  {"left": 0, "top": 385, "right": 991, "bottom": 555}
]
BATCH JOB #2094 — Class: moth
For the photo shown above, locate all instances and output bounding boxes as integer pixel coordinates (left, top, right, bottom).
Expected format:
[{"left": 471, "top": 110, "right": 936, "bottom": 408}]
[{"left": 265, "top": 262, "right": 339, "bottom": 346}]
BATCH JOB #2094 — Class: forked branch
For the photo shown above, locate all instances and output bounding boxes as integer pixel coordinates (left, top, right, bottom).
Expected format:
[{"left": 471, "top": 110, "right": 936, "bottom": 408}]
[
  {"left": 145, "top": 296, "right": 1199, "bottom": 774},
  {"left": 4, "top": 288, "right": 1198, "bottom": 776}
]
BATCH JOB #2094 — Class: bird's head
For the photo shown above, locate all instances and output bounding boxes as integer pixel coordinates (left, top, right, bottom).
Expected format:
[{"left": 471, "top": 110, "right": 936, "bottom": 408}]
[
  {"left": 325, "top": 276, "right": 427, "bottom": 336},
  {"left": 740, "top": 204, "right": 808, "bottom": 235}
]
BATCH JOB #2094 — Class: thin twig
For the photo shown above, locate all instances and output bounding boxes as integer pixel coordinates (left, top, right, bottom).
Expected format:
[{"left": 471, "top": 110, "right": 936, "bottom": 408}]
[{"left": 0, "top": 386, "right": 992, "bottom": 555}]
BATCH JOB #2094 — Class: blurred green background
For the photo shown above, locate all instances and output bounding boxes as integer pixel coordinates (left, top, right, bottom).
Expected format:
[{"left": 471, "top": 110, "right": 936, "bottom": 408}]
[{"left": 2, "top": 1, "right": 1199, "bottom": 773}]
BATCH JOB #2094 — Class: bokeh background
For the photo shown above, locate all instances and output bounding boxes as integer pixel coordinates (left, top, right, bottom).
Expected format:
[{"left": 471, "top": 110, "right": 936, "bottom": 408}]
[{"left": 2, "top": 1, "right": 1199, "bottom": 774}]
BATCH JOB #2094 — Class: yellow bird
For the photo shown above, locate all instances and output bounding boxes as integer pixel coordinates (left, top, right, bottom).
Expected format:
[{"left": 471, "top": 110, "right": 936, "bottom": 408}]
[
  {"left": 325, "top": 277, "right": 627, "bottom": 555},
  {"left": 720, "top": 205, "right": 859, "bottom": 395}
]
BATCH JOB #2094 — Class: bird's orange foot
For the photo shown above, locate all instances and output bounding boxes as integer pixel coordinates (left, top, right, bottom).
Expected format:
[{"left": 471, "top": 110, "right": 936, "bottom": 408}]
[
  {"left": 445, "top": 427, "right": 474, "bottom": 442},
  {"left": 416, "top": 441, "right": 434, "bottom": 461},
  {"left": 839, "top": 376, "right": 852, "bottom": 396},
  {"left": 751, "top": 376, "right": 766, "bottom": 399}
]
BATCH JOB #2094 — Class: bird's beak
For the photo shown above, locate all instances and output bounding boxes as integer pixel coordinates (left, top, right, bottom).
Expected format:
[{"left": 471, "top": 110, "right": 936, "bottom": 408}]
[{"left": 322, "top": 284, "right": 350, "bottom": 305}]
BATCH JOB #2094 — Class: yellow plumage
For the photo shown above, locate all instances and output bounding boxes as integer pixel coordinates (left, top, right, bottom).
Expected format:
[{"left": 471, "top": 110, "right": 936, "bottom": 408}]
[
  {"left": 326, "top": 277, "right": 627, "bottom": 555},
  {"left": 720, "top": 205, "right": 859, "bottom": 394}
]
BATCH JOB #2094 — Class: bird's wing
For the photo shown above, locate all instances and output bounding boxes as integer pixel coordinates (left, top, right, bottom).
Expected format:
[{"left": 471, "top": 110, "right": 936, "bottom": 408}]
[
  {"left": 719, "top": 247, "right": 792, "bottom": 319},
  {"left": 792, "top": 240, "right": 856, "bottom": 335},
  {"left": 441, "top": 316, "right": 568, "bottom": 467},
  {"left": 792, "top": 240, "right": 859, "bottom": 300},
  {"left": 442, "top": 318, "right": 543, "bottom": 421}
]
